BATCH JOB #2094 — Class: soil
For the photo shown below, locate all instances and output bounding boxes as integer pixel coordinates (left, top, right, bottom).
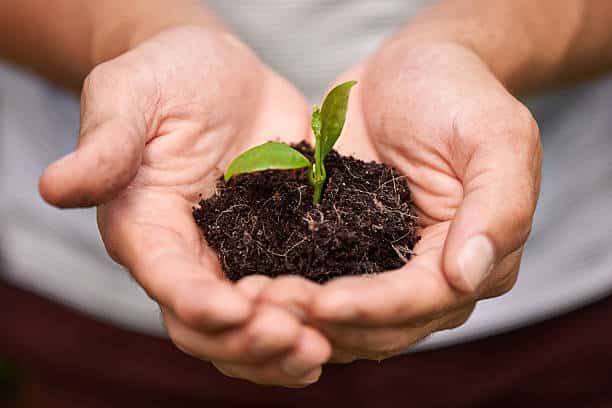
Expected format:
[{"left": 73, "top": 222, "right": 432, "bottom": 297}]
[{"left": 193, "top": 142, "right": 419, "bottom": 284}]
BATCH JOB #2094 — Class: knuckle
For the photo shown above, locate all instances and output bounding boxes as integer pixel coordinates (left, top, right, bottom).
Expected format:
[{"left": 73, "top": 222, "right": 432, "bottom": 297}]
[
  {"left": 489, "top": 273, "right": 518, "bottom": 297},
  {"left": 82, "top": 65, "right": 104, "bottom": 96},
  {"left": 499, "top": 184, "right": 537, "bottom": 246},
  {"left": 508, "top": 201, "right": 536, "bottom": 243},
  {"left": 441, "top": 307, "right": 474, "bottom": 331},
  {"left": 499, "top": 101, "right": 535, "bottom": 141},
  {"left": 485, "top": 256, "right": 521, "bottom": 298},
  {"left": 259, "top": 285, "right": 289, "bottom": 304},
  {"left": 505, "top": 104, "right": 542, "bottom": 166},
  {"left": 164, "top": 327, "right": 197, "bottom": 359},
  {"left": 455, "top": 98, "right": 539, "bottom": 148},
  {"left": 82, "top": 63, "right": 122, "bottom": 106},
  {"left": 82, "top": 62, "right": 158, "bottom": 133},
  {"left": 511, "top": 103, "right": 539, "bottom": 141},
  {"left": 171, "top": 297, "right": 204, "bottom": 328}
]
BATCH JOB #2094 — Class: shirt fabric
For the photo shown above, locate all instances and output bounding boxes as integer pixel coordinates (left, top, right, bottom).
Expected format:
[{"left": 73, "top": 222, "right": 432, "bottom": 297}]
[{"left": 1, "top": 0, "right": 611, "bottom": 350}]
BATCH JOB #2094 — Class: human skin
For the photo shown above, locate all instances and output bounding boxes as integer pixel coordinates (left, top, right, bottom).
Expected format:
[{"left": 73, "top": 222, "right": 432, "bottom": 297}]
[
  {"left": 2, "top": 0, "right": 330, "bottom": 387},
  {"left": 2, "top": 0, "right": 612, "bottom": 386},
  {"left": 250, "top": 0, "right": 612, "bottom": 363}
]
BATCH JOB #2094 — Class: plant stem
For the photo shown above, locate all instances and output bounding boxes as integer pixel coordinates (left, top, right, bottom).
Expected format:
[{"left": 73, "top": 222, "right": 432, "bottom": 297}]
[
  {"left": 313, "top": 182, "right": 323, "bottom": 204},
  {"left": 310, "top": 105, "right": 326, "bottom": 204},
  {"left": 311, "top": 160, "right": 326, "bottom": 204}
]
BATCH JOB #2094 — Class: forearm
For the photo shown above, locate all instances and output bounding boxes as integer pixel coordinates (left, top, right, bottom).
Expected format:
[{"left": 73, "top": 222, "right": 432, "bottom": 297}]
[
  {"left": 0, "top": 0, "right": 221, "bottom": 90},
  {"left": 394, "top": 0, "right": 612, "bottom": 94}
]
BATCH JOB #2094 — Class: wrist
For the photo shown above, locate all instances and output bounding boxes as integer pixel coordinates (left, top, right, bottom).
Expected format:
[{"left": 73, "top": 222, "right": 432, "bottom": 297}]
[
  {"left": 88, "top": 0, "right": 222, "bottom": 69},
  {"left": 387, "top": 25, "right": 529, "bottom": 94},
  {"left": 392, "top": 0, "right": 573, "bottom": 94},
  {"left": 367, "top": 36, "right": 499, "bottom": 91}
]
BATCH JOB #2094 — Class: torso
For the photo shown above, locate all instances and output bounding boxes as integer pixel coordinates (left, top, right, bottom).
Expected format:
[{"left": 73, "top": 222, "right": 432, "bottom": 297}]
[{"left": 1, "top": 0, "right": 611, "bottom": 347}]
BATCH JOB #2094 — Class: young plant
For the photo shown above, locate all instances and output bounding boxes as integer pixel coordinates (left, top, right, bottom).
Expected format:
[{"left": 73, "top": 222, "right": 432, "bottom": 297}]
[{"left": 224, "top": 80, "right": 357, "bottom": 204}]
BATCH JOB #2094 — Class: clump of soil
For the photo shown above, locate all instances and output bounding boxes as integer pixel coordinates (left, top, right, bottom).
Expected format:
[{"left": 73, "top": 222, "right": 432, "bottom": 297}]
[{"left": 193, "top": 142, "right": 419, "bottom": 284}]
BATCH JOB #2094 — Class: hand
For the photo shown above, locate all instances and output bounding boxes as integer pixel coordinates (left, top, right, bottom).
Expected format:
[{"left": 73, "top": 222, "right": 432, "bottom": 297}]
[
  {"left": 253, "top": 41, "right": 542, "bottom": 362},
  {"left": 39, "top": 26, "right": 330, "bottom": 386}
]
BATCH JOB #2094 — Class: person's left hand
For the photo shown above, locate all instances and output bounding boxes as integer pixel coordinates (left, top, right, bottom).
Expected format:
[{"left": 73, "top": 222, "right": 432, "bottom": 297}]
[
  {"left": 39, "top": 26, "right": 330, "bottom": 386},
  {"left": 247, "top": 39, "right": 542, "bottom": 362}
]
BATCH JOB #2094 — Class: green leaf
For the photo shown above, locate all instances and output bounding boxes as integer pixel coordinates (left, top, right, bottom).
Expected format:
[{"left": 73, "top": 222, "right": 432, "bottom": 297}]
[
  {"left": 311, "top": 105, "right": 322, "bottom": 140},
  {"left": 312, "top": 105, "right": 324, "bottom": 183},
  {"left": 319, "top": 80, "right": 357, "bottom": 158},
  {"left": 224, "top": 141, "right": 311, "bottom": 182}
]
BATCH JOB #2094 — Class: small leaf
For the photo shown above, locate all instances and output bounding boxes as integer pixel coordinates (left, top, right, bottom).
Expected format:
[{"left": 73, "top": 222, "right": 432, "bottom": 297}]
[
  {"left": 320, "top": 80, "right": 357, "bottom": 158},
  {"left": 224, "top": 142, "right": 311, "bottom": 182}
]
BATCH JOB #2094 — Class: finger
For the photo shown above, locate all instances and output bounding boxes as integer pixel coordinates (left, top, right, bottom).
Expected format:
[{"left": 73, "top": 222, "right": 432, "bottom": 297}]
[
  {"left": 214, "top": 327, "right": 330, "bottom": 387},
  {"left": 246, "top": 305, "right": 303, "bottom": 359},
  {"left": 443, "top": 103, "right": 543, "bottom": 292},
  {"left": 256, "top": 275, "right": 321, "bottom": 320},
  {"left": 478, "top": 247, "right": 523, "bottom": 299},
  {"left": 98, "top": 191, "right": 252, "bottom": 330},
  {"left": 279, "top": 327, "right": 332, "bottom": 377},
  {"left": 322, "top": 325, "right": 430, "bottom": 361},
  {"left": 310, "top": 223, "right": 465, "bottom": 326},
  {"left": 328, "top": 350, "right": 358, "bottom": 364},
  {"left": 320, "top": 304, "right": 475, "bottom": 361},
  {"left": 163, "top": 304, "right": 302, "bottom": 363},
  {"left": 235, "top": 275, "right": 273, "bottom": 300},
  {"left": 39, "top": 62, "right": 156, "bottom": 208},
  {"left": 214, "top": 363, "right": 321, "bottom": 388}
]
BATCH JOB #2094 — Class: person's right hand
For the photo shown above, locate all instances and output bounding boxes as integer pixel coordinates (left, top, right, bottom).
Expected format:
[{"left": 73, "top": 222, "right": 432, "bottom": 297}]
[
  {"left": 251, "top": 40, "right": 543, "bottom": 363},
  {"left": 39, "top": 26, "right": 331, "bottom": 387}
]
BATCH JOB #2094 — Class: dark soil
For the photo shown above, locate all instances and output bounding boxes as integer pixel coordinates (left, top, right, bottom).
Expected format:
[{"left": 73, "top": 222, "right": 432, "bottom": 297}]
[{"left": 193, "top": 142, "right": 419, "bottom": 284}]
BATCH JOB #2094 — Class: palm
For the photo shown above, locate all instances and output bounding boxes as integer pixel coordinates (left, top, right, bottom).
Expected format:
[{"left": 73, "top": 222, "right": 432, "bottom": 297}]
[
  {"left": 39, "top": 27, "right": 333, "bottom": 384},
  {"left": 360, "top": 46, "right": 534, "bottom": 299},
  {"left": 259, "top": 52, "right": 540, "bottom": 362},
  {"left": 336, "top": 68, "right": 459, "bottom": 288},
  {"left": 95, "top": 27, "right": 311, "bottom": 311},
  {"left": 339, "top": 52, "right": 525, "bottom": 298},
  {"left": 250, "top": 75, "right": 469, "bottom": 362}
]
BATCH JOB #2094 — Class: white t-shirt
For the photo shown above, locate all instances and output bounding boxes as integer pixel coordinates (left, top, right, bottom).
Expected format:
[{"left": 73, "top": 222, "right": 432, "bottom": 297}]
[{"left": 1, "top": 0, "right": 612, "bottom": 350}]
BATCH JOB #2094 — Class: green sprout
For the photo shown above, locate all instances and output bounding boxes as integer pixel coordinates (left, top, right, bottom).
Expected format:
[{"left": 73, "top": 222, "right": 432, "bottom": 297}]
[{"left": 224, "top": 80, "right": 357, "bottom": 204}]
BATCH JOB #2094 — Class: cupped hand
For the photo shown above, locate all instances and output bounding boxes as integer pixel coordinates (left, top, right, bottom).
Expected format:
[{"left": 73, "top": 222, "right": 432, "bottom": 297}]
[
  {"left": 254, "top": 41, "right": 542, "bottom": 362},
  {"left": 39, "top": 26, "right": 330, "bottom": 386}
]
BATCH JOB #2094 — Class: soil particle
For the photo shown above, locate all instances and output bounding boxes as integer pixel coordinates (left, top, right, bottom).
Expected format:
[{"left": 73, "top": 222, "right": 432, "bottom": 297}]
[{"left": 193, "top": 142, "right": 419, "bottom": 284}]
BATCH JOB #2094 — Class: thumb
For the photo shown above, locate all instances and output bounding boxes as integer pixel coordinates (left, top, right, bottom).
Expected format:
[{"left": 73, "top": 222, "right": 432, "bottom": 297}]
[
  {"left": 39, "top": 66, "right": 150, "bottom": 208},
  {"left": 443, "top": 107, "right": 543, "bottom": 293}
]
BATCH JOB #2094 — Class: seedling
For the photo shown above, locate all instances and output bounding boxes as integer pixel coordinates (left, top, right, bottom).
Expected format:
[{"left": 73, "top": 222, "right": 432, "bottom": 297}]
[{"left": 224, "top": 81, "right": 357, "bottom": 204}]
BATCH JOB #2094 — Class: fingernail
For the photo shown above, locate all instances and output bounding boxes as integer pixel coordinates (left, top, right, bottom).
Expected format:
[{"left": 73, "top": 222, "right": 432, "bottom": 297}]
[{"left": 457, "top": 235, "right": 495, "bottom": 290}]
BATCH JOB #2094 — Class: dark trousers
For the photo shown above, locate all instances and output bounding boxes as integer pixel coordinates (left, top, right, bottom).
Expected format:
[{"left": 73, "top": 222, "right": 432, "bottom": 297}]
[{"left": 1, "top": 279, "right": 611, "bottom": 408}]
